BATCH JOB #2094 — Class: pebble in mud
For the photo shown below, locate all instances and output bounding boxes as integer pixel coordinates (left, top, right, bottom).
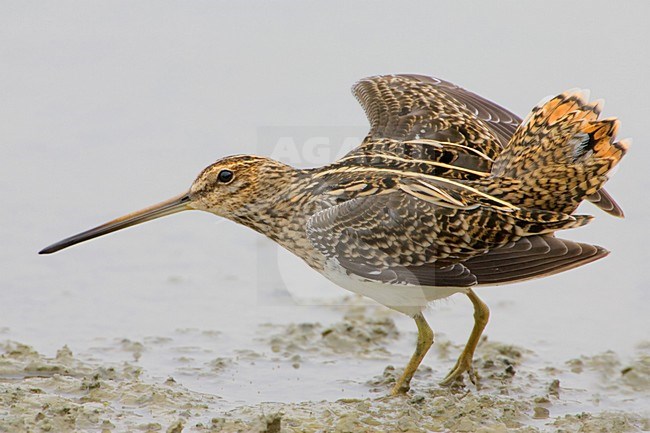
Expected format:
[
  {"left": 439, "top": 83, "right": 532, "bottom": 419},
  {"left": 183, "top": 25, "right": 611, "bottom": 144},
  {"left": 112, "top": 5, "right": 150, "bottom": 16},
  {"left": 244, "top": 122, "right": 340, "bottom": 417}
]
[
  {"left": 533, "top": 406, "right": 550, "bottom": 419},
  {"left": 167, "top": 420, "right": 184, "bottom": 433},
  {"left": 261, "top": 414, "right": 281, "bottom": 433}
]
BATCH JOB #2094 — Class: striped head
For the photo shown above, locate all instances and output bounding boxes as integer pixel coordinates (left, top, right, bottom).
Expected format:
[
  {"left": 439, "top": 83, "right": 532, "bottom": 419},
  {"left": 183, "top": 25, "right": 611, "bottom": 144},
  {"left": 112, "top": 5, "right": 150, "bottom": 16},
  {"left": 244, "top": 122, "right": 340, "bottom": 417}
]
[
  {"left": 188, "top": 155, "right": 298, "bottom": 218},
  {"left": 39, "top": 155, "right": 298, "bottom": 254}
]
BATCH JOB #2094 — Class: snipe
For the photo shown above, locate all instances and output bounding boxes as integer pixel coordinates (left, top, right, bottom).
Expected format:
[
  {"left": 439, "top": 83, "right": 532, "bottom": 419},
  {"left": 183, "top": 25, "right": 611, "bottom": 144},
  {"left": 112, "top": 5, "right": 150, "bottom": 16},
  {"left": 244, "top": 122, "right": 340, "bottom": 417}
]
[{"left": 41, "top": 75, "right": 628, "bottom": 395}]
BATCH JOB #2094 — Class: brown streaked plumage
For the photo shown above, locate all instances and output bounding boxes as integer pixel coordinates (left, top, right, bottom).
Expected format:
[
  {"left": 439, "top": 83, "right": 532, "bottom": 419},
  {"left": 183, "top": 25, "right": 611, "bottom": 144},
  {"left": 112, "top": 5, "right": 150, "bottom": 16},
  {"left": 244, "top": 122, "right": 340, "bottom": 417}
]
[{"left": 40, "top": 74, "right": 628, "bottom": 395}]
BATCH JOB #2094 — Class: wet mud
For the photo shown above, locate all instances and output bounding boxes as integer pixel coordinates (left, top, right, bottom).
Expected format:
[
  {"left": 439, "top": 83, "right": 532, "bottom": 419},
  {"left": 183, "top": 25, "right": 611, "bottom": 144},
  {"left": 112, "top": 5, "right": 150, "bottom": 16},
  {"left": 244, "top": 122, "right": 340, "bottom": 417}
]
[{"left": 1, "top": 303, "right": 649, "bottom": 433}]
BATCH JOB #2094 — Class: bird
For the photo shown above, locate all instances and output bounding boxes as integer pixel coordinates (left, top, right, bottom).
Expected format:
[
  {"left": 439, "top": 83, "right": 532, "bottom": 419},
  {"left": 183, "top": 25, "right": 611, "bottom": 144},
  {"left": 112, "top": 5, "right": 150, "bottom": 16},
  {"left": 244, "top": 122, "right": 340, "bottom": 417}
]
[{"left": 40, "top": 74, "right": 628, "bottom": 395}]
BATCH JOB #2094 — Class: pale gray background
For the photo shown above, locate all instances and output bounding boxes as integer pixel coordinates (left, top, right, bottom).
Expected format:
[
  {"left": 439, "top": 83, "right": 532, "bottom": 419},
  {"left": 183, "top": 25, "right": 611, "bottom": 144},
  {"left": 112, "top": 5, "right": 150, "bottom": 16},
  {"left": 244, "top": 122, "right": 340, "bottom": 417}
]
[{"left": 1, "top": 0, "right": 649, "bottom": 402}]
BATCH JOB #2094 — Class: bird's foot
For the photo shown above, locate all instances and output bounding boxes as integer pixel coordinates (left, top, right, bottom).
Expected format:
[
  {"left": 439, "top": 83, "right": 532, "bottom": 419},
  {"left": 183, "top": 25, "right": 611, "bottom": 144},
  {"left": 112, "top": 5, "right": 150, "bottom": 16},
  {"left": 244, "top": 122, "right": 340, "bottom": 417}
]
[
  {"left": 439, "top": 355, "right": 479, "bottom": 388},
  {"left": 389, "top": 379, "right": 410, "bottom": 396}
]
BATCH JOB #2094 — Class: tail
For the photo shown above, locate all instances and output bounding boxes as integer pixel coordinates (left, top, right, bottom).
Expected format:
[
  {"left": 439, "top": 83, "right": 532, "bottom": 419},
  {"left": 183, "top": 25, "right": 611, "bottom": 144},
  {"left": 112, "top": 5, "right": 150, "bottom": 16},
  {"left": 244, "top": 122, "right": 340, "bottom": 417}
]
[{"left": 487, "top": 90, "right": 629, "bottom": 215}]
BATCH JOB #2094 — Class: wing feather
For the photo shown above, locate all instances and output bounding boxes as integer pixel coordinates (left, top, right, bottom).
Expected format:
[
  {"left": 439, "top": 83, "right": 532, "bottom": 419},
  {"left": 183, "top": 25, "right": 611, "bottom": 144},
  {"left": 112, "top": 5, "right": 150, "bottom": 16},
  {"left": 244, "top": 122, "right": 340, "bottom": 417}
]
[
  {"left": 350, "top": 74, "right": 623, "bottom": 216},
  {"left": 307, "top": 186, "right": 591, "bottom": 288},
  {"left": 464, "top": 236, "right": 608, "bottom": 285}
]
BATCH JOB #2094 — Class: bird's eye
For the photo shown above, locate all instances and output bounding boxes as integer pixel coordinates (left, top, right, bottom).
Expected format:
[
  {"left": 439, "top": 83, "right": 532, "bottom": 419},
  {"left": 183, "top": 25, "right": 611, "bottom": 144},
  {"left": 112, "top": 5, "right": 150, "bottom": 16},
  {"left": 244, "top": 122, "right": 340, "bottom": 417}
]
[{"left": 217, "top": 169, "right": 234, "bottom": 183}]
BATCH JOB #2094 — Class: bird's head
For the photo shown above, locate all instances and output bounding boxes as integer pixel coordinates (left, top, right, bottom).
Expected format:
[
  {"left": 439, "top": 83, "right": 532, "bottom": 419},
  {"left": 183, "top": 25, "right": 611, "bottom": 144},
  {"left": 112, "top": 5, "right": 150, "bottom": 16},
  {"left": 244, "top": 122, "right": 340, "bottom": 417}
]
[
  {"left": 189, "top": 154, "right": 299, "bottom": 217},
  {"left": 39, "top": 155, "right": 298, "bottom": 254}
]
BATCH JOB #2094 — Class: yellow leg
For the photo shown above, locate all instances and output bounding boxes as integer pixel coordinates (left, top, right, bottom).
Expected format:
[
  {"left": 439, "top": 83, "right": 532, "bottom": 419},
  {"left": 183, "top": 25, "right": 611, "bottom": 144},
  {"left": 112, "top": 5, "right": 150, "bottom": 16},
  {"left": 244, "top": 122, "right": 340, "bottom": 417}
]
[
  {"left": 440, "top": 289, "right": 490, "bottom": 386},
  {"left": 391, "top": 312, "right": 434, "bottom": 395}
]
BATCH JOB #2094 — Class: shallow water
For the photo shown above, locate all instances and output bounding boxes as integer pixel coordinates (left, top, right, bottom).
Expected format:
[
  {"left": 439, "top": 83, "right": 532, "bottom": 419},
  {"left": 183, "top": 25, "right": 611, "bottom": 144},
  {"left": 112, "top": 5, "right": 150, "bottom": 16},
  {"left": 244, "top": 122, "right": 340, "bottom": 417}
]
[
  {"left": 1, "top": 308, "right": 649, "bottom": 432},
  {"left": 2, "top": 1, "right": 650, "bottom": 431}
]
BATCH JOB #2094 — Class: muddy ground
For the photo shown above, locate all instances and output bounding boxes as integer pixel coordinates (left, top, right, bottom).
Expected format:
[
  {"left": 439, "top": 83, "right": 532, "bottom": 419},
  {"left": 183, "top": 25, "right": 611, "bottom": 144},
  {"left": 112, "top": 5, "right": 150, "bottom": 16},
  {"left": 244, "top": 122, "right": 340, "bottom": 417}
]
[{"left": 1, "top": 303, "right": 649, "bottom": 433}]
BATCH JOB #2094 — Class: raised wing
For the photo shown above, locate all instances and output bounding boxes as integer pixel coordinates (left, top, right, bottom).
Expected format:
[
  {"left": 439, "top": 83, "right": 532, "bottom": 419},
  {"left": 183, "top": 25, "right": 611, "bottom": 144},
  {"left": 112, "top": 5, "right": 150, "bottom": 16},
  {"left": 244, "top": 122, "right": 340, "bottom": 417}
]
[
  {"left": 353, "top": 74, "right": 518, "bottom": 153},
  {"left": 349, "top": 74, "right": 623, "bottom": 216}
]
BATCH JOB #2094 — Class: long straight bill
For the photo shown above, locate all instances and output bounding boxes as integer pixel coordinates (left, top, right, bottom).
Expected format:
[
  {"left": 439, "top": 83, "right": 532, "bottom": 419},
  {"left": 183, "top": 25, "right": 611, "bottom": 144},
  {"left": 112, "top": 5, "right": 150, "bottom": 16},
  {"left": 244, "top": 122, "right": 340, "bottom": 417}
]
[{"left": 39, "top": 192, "right": 192, "bottom": 254}]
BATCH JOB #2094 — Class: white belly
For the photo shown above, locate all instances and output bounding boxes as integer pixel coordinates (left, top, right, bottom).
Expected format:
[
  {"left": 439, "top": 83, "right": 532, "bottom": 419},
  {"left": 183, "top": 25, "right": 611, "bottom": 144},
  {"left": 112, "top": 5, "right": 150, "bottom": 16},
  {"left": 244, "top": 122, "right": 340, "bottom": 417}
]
[{"left": 322, "top": 259, "right": 469, "bottom": 317}]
